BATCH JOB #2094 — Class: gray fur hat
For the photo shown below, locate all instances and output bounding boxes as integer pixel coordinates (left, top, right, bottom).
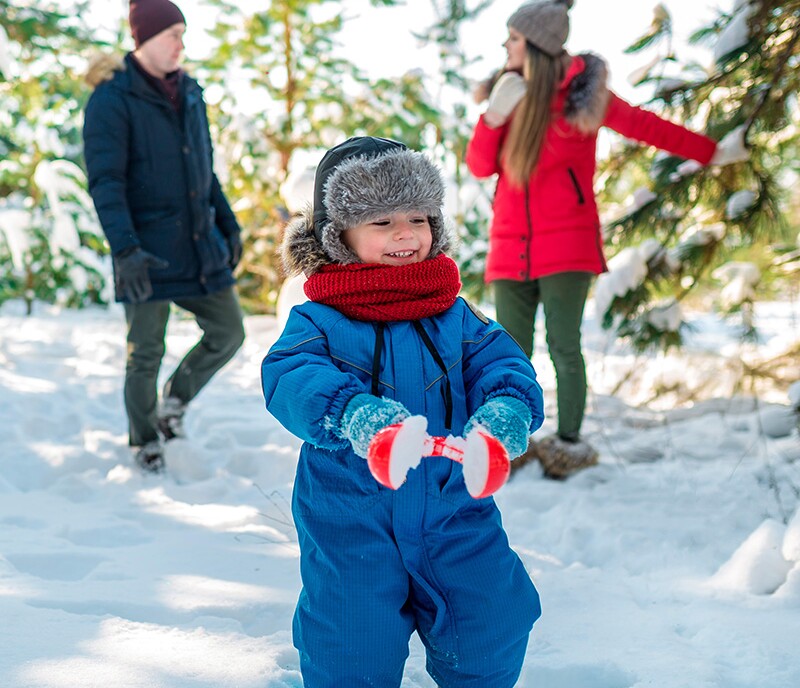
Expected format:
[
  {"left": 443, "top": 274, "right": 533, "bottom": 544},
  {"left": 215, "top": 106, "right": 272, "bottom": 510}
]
[
  {"left": 508, "top": 0, "right": 574, "bottom": 57},
  {"left": 281, "top": 136, "right": 452, "bottom": 275}
]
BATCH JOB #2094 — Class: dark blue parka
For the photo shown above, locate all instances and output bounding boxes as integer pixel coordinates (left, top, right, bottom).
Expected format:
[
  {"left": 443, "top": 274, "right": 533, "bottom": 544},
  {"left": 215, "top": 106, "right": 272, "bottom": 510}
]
[
  {"left": 261, "top": 297, "right": 544, "bottom": 686},
  {"left": 83, "top": 54, "right": 238, "bottom": 302}
]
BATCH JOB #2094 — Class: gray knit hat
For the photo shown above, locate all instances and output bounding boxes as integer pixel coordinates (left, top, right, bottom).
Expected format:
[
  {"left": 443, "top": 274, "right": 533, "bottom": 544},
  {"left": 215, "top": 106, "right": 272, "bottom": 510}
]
[
  {"left": 507, "top": 0, "right": 574, "bottom": 57},
  {"left": 281, "top": 136, "right": 453, "bottom": 275}
]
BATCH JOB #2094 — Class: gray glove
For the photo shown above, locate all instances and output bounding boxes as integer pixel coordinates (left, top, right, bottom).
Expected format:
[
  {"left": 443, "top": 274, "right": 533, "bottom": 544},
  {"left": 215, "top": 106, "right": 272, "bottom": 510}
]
[
  {"left": 114, "top": 248, "right": 169, "bottom": 304},
  {"left": 485, "top": 72, "right": 527, "bottom": 127}
]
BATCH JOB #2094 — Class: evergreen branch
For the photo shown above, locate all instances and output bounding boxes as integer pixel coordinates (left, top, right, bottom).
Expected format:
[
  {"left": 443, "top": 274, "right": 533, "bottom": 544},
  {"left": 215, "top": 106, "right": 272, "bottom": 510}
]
[{"left": 743, "top": 21, "right": 800, "bottom": 139}]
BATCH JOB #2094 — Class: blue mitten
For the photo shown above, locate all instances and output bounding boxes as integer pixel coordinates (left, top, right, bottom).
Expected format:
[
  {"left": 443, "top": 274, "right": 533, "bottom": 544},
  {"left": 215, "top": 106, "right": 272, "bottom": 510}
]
[
  {"left": 340, "top": 394, "right": 411, "bottom": 458},
  {"left": 464, "top": 396, "right": 532, "bottom": 459}
]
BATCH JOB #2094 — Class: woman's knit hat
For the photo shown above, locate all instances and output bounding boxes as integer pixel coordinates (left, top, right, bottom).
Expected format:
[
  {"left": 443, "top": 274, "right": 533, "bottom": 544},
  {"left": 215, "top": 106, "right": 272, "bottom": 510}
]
[
  {"left": 507, "top": 0, "right": 574, "bottom": 57},
  {"left": 129, "top": 0, "right": 186, "bottom": 48},
  {"left": 281, "top": 136, "right": 452, "bottom": 275}
]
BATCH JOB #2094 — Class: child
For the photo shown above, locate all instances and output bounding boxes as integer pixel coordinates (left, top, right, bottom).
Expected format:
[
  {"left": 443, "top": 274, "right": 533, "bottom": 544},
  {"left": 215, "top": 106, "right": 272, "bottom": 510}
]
[{"left": 261, "top": 136, "right": 545, "bottom": 688}]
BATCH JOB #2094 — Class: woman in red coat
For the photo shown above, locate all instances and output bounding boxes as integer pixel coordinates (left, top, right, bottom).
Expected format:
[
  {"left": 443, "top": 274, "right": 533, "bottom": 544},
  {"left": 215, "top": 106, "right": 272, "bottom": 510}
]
[{"left": 466, "top": 0, "right": 720, "bottom": 477}]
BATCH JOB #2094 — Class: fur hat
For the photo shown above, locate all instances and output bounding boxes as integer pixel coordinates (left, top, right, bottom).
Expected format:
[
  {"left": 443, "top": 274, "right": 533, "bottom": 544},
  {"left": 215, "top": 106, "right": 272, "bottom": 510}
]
[
  {"left": 282, "top": 136, "right": 452, "bottom": 275},
  {"left": 129, "top": 0, "right": 186, "bottom": 48},
  {"left": 508, "top": 0, "right": 574, "bottom": 57}
]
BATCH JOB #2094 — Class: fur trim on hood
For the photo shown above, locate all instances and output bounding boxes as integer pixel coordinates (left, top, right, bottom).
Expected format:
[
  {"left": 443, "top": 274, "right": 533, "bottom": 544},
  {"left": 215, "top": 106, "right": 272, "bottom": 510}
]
[
  {"left": 85, "top": 53, "right": 125, "bottom": 88},
  {"left": 474, "top": 53, "right": 609, "bottom": 134},
  {"left": 563, "top": 53, "right": 610, "bottom": 134}
]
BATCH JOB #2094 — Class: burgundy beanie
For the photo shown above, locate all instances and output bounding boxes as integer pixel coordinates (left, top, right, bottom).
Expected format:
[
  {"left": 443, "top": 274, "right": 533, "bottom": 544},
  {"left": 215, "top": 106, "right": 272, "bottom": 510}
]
[{"left": 129, "top": 0, "right": 186, "bottom": 48}]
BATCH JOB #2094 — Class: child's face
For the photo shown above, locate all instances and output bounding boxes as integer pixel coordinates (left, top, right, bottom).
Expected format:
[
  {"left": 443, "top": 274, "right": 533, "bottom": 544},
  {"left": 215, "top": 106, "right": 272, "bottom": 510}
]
[{"left": 343, "top": 211, "right": 433, "bottom": 265}]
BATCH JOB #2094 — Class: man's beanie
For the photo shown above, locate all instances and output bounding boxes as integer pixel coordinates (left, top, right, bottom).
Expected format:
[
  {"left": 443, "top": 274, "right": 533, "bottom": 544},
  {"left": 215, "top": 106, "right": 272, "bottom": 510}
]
[
  {"left": 129, "top": 0, "right": 186, "bottom": 48},
  {"left": 507, "top": 0, "right": 574, "bottom": 57},
  {"left": 310, "top": 136, "right": 449, "bottom": 265}
]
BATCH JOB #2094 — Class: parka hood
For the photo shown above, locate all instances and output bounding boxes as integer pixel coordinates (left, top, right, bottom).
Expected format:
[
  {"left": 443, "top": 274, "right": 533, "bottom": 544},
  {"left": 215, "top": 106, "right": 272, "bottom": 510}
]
[{"left": 84, "top": 52, "right": 126, "bottom": 88}]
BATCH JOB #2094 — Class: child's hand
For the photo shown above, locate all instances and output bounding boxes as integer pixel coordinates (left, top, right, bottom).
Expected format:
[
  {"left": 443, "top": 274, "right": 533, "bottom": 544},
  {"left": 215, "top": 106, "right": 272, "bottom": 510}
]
[
  {"left": 340, "top": 394, "right": 411, "bottom": 458},
  {"left": 463, "top": 396, "right": 532, "bottom": 459}
]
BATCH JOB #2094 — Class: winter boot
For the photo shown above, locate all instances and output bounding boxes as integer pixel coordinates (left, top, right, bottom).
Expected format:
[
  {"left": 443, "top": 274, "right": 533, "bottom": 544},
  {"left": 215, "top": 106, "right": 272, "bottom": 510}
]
[
  {"left": 134, "top": 440, "right": 165, "bottom": 473},
  {"left": 157, "top": 397, "right": 186, "bottom": 441},
  {"left": 533, "top": 434, "right": 598, "bottom": 480}
]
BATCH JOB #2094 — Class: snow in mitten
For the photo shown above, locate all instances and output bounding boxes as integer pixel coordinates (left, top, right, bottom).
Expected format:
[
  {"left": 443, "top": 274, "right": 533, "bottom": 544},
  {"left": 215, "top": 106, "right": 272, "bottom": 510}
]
[
  {"left": 464, "top": 396, "right": 532, "bottom": 459},
  {"left": 340, "top": 393, "right": 411, "bottom": 458}
]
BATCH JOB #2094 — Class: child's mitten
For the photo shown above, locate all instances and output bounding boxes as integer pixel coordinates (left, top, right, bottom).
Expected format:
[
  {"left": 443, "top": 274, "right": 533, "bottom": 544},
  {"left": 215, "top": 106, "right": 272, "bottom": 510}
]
[
  {"left": 341, "top": 394, "right": 411, "bottom": 458},
  {"left": 464, "top": 396, "right": 532, "bottom": 459}
]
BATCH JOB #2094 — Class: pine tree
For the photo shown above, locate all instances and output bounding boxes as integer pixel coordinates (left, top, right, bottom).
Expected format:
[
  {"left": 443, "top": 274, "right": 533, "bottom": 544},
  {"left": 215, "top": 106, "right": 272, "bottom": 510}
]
[
  {"left": 199, "top": 0, "right": 444, "bottom": 312},
  {"left": 595, "top": 0, "right": 800, "bottom": 351},
  {"left": 414, "top": 0, "right": 494, "bottom": 303},
  {"left": 0, "top": 0, "right": 109, "bottom": 313}
]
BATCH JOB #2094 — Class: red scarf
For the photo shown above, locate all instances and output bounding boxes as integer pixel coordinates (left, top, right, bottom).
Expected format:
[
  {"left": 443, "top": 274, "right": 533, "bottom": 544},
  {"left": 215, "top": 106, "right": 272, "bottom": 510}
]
[{"left": 304, "top": 254, "right": 462, "bottom": 321}]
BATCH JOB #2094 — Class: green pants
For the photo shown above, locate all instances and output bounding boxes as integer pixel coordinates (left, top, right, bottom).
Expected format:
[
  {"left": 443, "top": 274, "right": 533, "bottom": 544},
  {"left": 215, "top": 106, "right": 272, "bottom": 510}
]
[
  {"left": 493, "top": 272, "right": 593, "bottom": 440},
  {"left": 123, "top": 287, "right": 245, "bottom": 446}
]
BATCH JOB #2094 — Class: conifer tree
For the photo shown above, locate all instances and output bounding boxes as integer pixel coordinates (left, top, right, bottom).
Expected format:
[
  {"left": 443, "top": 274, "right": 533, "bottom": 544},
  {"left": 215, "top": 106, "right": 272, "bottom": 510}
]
[
  {"left": 415, "top": 0, "right": 494, "bottom": 302},
  {"left": 200, "top": 0, "right": 442, "bottom": 312},
  {"left": 0, "top": 1, "right": 108, "bottom": 312},
  {"left": 595, "top": 0, "right": 799, "bottom": 350}
]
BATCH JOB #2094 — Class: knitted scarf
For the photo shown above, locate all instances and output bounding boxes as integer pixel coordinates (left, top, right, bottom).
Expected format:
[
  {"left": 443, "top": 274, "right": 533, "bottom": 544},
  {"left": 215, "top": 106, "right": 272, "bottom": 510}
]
[{"left": 303, "top": 254, "right": 462, "bottom": 321}]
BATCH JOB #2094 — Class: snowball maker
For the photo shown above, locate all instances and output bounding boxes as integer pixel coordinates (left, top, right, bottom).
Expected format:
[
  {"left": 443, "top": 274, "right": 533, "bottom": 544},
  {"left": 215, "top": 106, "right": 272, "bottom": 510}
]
[{"left": 367, "top": 421, "right": 510, "bottom": 498}]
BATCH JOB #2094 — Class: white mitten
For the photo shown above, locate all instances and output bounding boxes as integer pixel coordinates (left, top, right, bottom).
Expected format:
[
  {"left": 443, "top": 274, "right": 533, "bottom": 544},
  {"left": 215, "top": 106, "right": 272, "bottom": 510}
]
[
  {"left": 484, "top": 72, "right": 527, "bottom": 127},
  {"left": 710, "top": 124, "right": 749, "bottom": 166}
]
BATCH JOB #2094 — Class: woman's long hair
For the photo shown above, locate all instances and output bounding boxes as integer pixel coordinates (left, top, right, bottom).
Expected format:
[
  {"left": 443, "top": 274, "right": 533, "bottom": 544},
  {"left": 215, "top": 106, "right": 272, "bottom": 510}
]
[{"left": 503, "top": 43, "right": 565, "bottom": 187}]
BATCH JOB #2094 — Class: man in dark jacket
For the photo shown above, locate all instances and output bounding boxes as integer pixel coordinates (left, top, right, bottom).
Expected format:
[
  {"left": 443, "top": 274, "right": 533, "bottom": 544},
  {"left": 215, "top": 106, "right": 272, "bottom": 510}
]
[{"left": 83, "top": 0, "right": 245, "bottom": 472}]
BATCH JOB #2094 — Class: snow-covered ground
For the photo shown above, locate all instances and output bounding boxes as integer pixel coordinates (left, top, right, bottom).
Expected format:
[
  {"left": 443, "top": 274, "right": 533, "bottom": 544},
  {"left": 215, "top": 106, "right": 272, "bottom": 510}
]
[{"left": 1, "top": 297, "right": 799, "bottom": 688}]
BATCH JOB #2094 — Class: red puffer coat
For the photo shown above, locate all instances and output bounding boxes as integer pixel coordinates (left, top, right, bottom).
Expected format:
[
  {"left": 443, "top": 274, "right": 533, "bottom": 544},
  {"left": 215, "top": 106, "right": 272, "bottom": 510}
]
[{"left": 466, "top": 54, "right": 717, "bottom": 282}]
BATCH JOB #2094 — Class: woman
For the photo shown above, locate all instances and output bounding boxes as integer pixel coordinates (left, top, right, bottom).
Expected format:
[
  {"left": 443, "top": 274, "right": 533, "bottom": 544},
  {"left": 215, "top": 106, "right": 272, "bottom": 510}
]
[{"left": 466, "top": 0, "right": 722, "bottom": 478}]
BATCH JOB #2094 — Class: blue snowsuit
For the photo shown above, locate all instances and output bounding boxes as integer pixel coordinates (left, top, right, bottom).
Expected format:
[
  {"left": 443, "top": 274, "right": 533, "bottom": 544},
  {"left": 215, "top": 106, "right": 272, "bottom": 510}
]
[{"left": 261, "top": 297, "right": 544, "bottom": 687}]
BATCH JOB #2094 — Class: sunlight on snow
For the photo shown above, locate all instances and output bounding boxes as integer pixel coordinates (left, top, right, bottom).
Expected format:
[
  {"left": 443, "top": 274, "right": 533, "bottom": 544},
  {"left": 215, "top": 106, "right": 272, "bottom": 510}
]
[
  {"left": 159, "top": 574, "right": 282, "bottom": 611},
  {"left": 132, "top": 488, "right": 263, "bottom": 530}
]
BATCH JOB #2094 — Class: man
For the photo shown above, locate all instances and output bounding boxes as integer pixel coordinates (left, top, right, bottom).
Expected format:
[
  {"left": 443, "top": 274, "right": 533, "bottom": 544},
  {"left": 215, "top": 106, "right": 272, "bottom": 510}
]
[{"left": 83, "top": 0, "right": 245, "bottom": 472}]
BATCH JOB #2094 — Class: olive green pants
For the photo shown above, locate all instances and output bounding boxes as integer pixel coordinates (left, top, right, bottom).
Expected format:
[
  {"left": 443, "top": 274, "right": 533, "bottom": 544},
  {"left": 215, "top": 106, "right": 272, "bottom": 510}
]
[
  {"left": 123, "top": 287, "right": 245, "bottom": 446},
  {"left": 493, "top": 272, "right": 593, "bottom": 440}
]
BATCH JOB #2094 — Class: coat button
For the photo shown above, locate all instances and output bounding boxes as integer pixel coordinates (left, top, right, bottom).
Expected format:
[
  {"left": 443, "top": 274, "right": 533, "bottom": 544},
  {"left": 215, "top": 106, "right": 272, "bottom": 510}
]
[
  {"left": 193, "top": 233, "right": 199, "bottom": 241},
  {"left": 199, "top": 275, "right": 207, "bottom": 284},
  {"left": 176, "top": 220, "right": 182, "bottom": 227},
  {"left": 182, "top": 146, "right": 190, "bottom": 154},
  {"left": 190, "top": 190, "right": 197, "bottom": 198}
]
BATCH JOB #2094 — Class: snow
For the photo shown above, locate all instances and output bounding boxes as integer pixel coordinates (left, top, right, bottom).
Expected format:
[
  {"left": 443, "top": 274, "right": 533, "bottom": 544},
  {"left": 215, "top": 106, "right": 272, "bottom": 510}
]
[
  {"left": 726, "top": 189, "right": 757, "bottom": 219},
  {"left": 0, "top": 23, "right": 11, "bottom": 79},
  {"left": 384, "top": 415, "right": 427, "bottom": 489},
  {"left": 712, "top": 261, "right": 761, "bottom": 307},
  {"left": 0, "top": 206, "right": 34, "bottom": 270},
  {"left": 714, "top": 2, "right": 756, "bottom": 62},
  {"left": 593, "top": 239, "right": 663, "bottom": 319},
  {"left": 1, "top": 297, "right": 799, "bottom": 688}
]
